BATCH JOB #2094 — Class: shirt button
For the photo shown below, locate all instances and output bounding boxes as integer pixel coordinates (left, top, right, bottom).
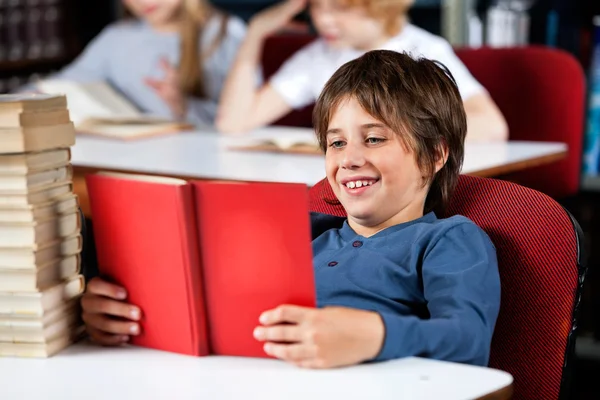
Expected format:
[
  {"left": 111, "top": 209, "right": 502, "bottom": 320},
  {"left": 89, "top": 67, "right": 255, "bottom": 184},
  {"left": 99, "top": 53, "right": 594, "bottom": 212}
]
[
  {"left": 352, "top": 241, "right": 363, "bottom": 248},
  {"left": 328, "top": 261, "right": 338, "bottom": 267}
]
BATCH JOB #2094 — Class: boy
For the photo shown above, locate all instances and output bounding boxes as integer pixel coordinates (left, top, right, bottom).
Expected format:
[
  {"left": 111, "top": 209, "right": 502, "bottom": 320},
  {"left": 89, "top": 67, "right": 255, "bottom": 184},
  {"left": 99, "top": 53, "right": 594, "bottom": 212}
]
[
  {"left": 80, "top": 50, "right": 500, "bottom": 369},
  {"left": 215, "top": 0, "right": 508, "bottom": 142},
  {"left": 253, "top": 50, "right": 500, "bottom": 368}
]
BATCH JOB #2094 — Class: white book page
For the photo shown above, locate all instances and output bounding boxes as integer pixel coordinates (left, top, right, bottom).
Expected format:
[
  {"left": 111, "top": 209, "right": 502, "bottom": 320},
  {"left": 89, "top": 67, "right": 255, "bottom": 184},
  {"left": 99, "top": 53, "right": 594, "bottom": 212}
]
[{"left": 37, "top": 80, "right": 141, "bottom": 125}]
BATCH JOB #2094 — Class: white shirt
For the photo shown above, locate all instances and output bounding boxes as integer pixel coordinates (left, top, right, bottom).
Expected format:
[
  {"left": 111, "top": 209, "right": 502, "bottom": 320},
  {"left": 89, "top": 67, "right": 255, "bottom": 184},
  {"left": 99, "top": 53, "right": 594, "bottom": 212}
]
[{"left": 269, "top": 24, "right": 485, "bottom": 109}]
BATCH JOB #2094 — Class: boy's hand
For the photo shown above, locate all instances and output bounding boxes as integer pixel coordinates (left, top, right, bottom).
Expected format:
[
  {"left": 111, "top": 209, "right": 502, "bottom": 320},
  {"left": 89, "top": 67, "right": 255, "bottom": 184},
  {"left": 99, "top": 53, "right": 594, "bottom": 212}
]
[
  {"left": 254, "top": 305, "right": 385, "bottom": 368},
  {"left": 81, "top": 277, "right": 142, "bottom": 346},
  {"left": 145, "top": 57, "right": 187, "bottom": 119},
  {"left": 249, "top": 0, "right": 307, "bottom": 40}
]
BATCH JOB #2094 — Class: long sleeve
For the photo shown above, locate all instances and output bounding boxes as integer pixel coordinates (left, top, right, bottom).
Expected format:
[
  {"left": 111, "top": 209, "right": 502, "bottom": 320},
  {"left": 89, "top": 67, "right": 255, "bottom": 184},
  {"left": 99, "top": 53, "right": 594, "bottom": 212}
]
[
  {"left": 49, "top": 25, "right": 118, "bottom": 83},
  {"left": 374, "top": 223, "right": 500, "bottom": 366},
  {"left": 184, "top": 97, "right": 218, "bottom": 127}
]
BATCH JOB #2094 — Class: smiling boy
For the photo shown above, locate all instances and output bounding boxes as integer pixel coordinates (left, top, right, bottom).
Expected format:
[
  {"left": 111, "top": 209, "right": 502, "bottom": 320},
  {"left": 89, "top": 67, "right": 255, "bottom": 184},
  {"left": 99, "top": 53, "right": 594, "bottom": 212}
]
[{"left": 253, "top": 50, "right": 501, "bottom": 369}]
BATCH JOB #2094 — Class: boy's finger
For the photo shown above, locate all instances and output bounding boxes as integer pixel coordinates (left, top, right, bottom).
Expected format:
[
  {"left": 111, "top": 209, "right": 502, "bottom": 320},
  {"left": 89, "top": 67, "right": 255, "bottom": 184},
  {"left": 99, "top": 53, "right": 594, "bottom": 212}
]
[
  {"left": 263, "top": 342, "right": 315, "bottom": 362},
  {"left": 81, "top": 295, "right": 141, "bottom": 320},
  {"left": 86, "top": 277, "right": 127, "bottom": 300},
  {"left": 259, "top": 304, "right": 310, "bottom": 325},
  {"left": 86, "top": 326, "right": 130, "bottom": 346},
  {"left": 82, "top": 313, "right": 141, "bottom": 336},
  {"left": 253, "top": 324, "right": 302, "bottom": 342}
]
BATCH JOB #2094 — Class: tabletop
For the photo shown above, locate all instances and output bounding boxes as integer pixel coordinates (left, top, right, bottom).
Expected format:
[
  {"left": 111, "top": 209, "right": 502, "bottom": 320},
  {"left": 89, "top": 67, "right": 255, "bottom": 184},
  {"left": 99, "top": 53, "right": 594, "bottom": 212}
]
[
  {"left": 70, "top": 127, "right": 567, "bottom": 186},
  {"left": 0, "top": 342, "right": 514, "bottom": 400}
]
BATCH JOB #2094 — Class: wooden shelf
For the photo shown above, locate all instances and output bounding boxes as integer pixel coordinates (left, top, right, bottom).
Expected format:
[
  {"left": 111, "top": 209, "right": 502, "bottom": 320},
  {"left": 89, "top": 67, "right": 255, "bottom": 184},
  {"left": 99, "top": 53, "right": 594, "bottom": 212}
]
[{"left": 0, "top": 56, "right": 72, "bottom": 73}]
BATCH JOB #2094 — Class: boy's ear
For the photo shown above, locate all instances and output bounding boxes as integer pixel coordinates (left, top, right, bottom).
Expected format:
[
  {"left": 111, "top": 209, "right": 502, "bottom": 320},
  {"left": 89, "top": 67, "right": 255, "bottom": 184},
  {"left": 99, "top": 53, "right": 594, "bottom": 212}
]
[{"left": 434, "top": 143, "right": 449, "bottom": 174}]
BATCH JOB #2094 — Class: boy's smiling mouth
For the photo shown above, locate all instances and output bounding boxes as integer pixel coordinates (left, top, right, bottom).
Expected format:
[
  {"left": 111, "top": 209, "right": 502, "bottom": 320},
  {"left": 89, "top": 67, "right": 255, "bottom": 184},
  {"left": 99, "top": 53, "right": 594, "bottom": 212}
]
[{"left": 340, "top": 177, "right": 379, "bottom": 194}]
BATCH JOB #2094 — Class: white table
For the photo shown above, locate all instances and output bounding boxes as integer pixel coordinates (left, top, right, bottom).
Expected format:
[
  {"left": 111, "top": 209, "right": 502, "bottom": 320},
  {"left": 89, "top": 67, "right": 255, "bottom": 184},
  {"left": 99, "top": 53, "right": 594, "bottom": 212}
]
[
  {"left": 70, "top": 127, "right": 567, "bottom": 186},
  {"left": 0, "top": 342, "right": 513, "bottom": 400}
]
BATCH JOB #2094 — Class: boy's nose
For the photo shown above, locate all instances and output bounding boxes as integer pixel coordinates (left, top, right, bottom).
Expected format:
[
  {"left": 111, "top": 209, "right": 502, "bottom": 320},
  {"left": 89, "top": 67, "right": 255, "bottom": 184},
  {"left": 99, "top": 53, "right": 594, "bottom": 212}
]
[{"left": 340, "top": 143, "right": 366, "bottom": 169}]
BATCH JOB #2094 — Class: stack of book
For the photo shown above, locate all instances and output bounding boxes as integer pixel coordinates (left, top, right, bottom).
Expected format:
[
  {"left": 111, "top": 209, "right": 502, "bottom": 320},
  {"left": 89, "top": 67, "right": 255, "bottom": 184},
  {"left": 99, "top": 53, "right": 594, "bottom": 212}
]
[{"left": 0, "top": 93, "right": 85, "bottom": 357}]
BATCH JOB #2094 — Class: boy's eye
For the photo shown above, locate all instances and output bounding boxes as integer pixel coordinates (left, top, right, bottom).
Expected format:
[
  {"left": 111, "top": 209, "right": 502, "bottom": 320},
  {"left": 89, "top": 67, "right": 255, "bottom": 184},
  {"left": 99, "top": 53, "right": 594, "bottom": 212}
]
[
  {"left": 329, "top": 140, "right": 346, "bottom": 148},
  {"left": 366, "top": 137, "right": 384, "bottom": 144}
]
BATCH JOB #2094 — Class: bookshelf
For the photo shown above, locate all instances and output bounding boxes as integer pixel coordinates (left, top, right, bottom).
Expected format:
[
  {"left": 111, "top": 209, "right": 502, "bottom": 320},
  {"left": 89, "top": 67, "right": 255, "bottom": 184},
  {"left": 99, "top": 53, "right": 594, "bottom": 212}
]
[{"left": 0, "top": 0, "right": 113, "bottom": 93}]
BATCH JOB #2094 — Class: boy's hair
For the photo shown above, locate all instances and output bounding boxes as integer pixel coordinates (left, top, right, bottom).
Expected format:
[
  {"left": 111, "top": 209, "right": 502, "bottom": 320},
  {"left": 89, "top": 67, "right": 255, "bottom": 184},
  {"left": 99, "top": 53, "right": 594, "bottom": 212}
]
[
  {"left": 313, "top": 49, "right": 467, "bottom": 216},
  {"left": 340, "top": 0, "right": 414, "bottom": 35}
]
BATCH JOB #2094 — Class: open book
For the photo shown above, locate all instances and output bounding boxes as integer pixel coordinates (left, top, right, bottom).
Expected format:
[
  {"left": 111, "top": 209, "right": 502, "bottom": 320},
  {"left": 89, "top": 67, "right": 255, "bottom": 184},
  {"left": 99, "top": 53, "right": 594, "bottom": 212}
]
[
  {"left": 35, "top": 80, "right": 193, "bottom": 140},
  {"left": 86, "top": 172, "right": 315, "bottom": 358},
  {"left": 228, "top": 127, "right": 322, "bottom": 155}
]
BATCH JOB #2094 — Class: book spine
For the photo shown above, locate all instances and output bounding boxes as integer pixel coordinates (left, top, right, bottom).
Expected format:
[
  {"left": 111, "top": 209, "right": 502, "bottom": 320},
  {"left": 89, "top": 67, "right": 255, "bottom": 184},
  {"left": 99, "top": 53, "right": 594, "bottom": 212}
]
[
  {"left": 583, "top": 16, "right": 600, "bottom": 176},
  {"left": 176, "top": 184, "right": 209, "bottom": 356}
]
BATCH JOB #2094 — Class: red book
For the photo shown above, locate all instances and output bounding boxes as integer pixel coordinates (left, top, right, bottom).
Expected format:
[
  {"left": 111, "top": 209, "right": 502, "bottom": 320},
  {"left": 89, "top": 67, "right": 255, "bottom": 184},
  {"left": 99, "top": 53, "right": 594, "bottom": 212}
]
[
  {"left": 193, "top": 181, "right": 315, "bottom": 357},
  {"left": 86, "top": 173, "right": 208, "bottom": 356},
  {"left": 86, "top": 173, "right": 316, "bottom": 358}
]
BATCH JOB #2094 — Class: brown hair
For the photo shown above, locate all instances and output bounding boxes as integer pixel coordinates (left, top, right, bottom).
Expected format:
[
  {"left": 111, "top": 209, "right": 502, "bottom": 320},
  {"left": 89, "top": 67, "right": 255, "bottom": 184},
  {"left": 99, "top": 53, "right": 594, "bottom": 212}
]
[
  {"left": 312, "top": 49, "right": 467, "bottom": 215},
  {"left": 338, "top": 0, "right": 414, "bottom": 35},
  {"left": 122, "top": 0, "right": 229, "bottom": 98}
]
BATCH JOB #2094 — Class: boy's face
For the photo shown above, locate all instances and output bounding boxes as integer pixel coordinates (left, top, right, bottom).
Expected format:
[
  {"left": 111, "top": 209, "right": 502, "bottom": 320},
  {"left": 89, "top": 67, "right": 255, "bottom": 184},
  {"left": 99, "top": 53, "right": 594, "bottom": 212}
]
[
  {"left": 309, "top": 0, "right": 388, "bottom": 50},
  {"left": 325, "top": 97, "right": 430, "bottom": 228},
  {"left": 123, "top": 0, "right": 182, "bottom": 27}
]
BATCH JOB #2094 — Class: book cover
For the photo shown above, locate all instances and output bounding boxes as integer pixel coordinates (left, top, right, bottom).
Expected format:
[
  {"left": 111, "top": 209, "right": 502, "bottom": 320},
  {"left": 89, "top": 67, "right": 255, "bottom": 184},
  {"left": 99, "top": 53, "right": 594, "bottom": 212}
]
[
  {"left": 86, "top": 173, "right": 209, "bottom": 357},
  {"left": 193, "top": 181, "right": 315, "bottom": 357}
]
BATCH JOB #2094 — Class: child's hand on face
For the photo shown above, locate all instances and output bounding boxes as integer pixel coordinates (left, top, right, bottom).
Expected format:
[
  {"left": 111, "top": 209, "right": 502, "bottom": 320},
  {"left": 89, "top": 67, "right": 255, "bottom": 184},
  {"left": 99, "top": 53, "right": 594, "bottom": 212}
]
[
  {"left": 249, "top": 0, "right": 307, "bottom": 40},
  {"left": 81, "top": 277, "right": 142, "bottom": 346},
  {"left": 253, "top": 305, "right": 385, "bottom": 368},
  {"left": 145, "top": 57, "right": 187, "bottom": 119}
]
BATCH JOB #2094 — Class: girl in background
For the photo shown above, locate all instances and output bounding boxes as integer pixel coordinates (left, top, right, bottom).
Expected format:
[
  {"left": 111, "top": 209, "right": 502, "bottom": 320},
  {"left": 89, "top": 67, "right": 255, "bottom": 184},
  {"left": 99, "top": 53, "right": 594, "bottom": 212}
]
[{"left": 29, "top": 0, "right": 248, "bottom": 127}]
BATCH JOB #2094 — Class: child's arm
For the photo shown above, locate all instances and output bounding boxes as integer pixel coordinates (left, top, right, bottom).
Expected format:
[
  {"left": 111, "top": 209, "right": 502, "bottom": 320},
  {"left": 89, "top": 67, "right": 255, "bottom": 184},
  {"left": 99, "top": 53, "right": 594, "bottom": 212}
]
[
  {"left": 463, "top": 92, "right": 509, "bottom": 142},
  {"left": 255, "top": 222, "right": 499, "bottom": 369},
  {"left": 215, "top": 0, "right": 307, "bottom": 134},
  {"left": 426, "top": 40, "right": 508, "bottom": 142},
  {"left": 376, "top": 222, "right": 500, "bottom": 366}
]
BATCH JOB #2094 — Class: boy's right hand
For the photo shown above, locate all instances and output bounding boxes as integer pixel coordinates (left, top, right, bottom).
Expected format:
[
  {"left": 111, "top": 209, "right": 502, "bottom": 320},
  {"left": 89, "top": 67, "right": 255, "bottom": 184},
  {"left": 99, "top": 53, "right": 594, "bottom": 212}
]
[
  {"left": 249, "top": 0, "right": 307, "bottom": 40},
  {"left": 81, "top": 277, "right": 142, "bottom": 346}
]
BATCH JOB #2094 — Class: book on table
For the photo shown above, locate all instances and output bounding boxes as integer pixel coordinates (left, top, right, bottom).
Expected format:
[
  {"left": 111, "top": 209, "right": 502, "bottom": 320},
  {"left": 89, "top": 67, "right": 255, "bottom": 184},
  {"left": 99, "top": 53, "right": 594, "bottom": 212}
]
[
  {"left": 85, "top": 172, "right": 316, "bottom": 358},
  {"left": 227, "top": 127, "right": 323, "bottom": 155},
  {"left": 35, "top": 79, "right": 193, "bottom": 140}
]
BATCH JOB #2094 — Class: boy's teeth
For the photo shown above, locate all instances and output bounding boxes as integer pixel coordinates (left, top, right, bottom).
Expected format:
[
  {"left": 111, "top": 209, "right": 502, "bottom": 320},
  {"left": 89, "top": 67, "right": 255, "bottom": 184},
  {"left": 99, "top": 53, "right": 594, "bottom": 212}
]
[{"left": 345, "top": 180, "right": 374, "bottom": 188}]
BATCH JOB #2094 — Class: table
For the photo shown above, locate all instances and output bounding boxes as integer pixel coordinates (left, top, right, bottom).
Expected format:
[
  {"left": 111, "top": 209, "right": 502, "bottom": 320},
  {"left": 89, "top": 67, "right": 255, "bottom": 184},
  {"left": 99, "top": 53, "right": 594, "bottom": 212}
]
[
  {"left": 70, "top": 128, "right": 567, "bottom": 185},
  {"left": 0, "top": 342, "right": 514, "bottom": 400},
  {"left": 69, "top": 127, "right": 567, "bottom": 217}
]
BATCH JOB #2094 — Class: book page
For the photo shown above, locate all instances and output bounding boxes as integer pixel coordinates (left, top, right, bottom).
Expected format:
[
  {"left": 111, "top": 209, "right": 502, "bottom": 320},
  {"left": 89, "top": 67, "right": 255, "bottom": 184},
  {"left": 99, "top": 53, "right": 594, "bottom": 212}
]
[
  {"left": 36, "top": 80, "right": 141, "bottom": 125},
  {"left": 229, "top": 127, "right": 322, "bottom": 155}
]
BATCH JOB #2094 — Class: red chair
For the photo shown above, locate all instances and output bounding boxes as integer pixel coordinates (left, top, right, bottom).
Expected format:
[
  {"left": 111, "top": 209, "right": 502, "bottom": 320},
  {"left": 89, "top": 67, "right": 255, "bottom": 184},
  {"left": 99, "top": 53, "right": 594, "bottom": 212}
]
[
  {"left": 454, "top": 46, "right": 586, "bottom": 199},
  {"left": 308, "top": 175, "right": 586, "bottom": 400},
  {"left": 261, "top": 35, "right": 586, "bottom": 198},
  {"left": 262, "top": 34, "right": 318, "bottom": 128}
]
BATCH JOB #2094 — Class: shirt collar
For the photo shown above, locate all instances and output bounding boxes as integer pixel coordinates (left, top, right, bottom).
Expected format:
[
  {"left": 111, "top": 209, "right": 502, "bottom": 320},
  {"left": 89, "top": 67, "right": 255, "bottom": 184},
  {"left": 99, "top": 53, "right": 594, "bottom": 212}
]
[{"left": 339, "top": 211, "right": 438, "bottom": 242}]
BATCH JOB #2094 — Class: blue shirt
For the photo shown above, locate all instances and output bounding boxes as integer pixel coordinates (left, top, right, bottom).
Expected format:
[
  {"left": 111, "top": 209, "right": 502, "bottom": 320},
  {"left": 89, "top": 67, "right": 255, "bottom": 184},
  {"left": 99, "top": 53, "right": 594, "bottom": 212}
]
[
  {"left": 32, "top": 14, "right": 249, "bottom": 126},
  {"left": 311, "top": 212, "right": 500, "bottom": 366}
]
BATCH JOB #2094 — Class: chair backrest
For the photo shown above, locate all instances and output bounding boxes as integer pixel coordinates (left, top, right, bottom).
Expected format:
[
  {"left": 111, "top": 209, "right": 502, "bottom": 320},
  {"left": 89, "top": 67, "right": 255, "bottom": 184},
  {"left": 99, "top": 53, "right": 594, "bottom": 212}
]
[
  {"left": 308, "top": 175, "right": 585, "bottom": 400},
  {"left": 454, "top": 46, "right": 586, "bottom": 198},
  {"left": 262, "top": 33, "right": 318, "bottom": 127},
  {"left": 262, "top": 36, "right": 586, "bottom": 198}
]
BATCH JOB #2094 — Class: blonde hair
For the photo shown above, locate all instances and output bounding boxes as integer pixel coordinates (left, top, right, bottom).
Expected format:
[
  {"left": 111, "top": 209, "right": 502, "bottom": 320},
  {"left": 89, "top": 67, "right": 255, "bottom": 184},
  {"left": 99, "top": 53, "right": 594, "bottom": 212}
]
[
  {"left": 339, "top": 0, "right": 414, "bottom": 35},
  {"left": 178, "top": 0, "right": 228, "bottom": 98},
  {"left": 123, "top": 0, "right": 228, "bottom": 98}
]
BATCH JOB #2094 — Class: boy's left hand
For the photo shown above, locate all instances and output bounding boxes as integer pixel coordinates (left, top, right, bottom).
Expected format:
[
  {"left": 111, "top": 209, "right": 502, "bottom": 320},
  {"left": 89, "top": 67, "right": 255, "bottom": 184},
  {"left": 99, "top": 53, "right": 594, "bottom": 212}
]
[
  {"left": 145, "top": 57, "right": 187, "bottom": 119},
  {"left": 254, "top": 305, "right": 385, "bottom": 369}
]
